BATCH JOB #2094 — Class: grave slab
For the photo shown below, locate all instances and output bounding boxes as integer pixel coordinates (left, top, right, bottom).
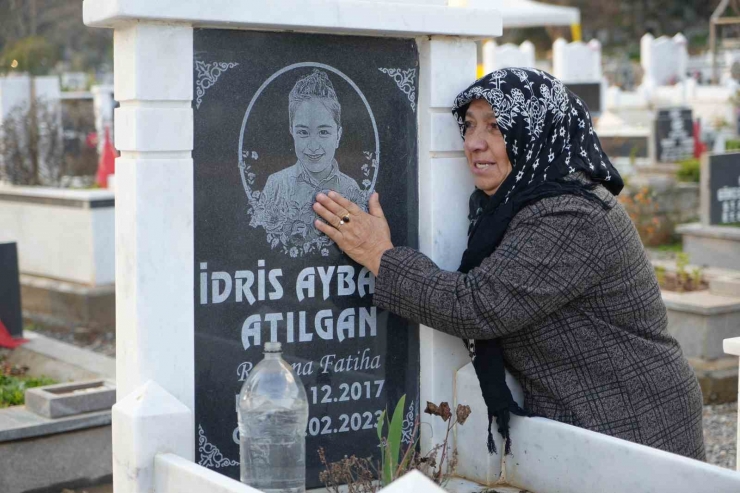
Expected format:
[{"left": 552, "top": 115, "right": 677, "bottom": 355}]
[
  {"left": 663, "top": 290, "right": 740, "bottom": 361},
  {"left": 5, "top": 331, "right": 115, "bottom": 382},
  {"left": 677, "top": 222, "right": 740, "bottom": 271},
  {"left": 0, "top": 422, "right": 111, "bottom": 493},
  {"left": 25, "top": 379, "right": 116, "bottom": 419}
]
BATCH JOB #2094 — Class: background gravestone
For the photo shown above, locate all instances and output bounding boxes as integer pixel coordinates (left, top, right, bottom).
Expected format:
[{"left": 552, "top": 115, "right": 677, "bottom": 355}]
[
  {"left": 564, "top": 83, "right": 601, "bottom": 115},
  {"left": 707, "top": 152, "right": 740, "bottom": 225},
  {"left": 193, "top": 29, "right": 420, "bottom": 487},
  {"left": 654, "top": 107, "right": 694, "bottom": 163},
  {"left": 0, "top": 242, "right": 23, "bottom": 338}
]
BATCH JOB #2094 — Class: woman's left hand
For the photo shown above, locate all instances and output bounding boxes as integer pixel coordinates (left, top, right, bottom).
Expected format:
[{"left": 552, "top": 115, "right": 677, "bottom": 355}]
[{"left": 313, "top": 191, "right": 393, "bottom": 276}]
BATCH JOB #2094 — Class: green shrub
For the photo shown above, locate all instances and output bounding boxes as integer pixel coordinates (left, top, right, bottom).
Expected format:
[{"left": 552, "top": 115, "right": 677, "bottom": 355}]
[
  {"left": 726, "top": 139, "right": 740, "bottom": 152},
  {"left": 677, "top": 158, "right": 700, "bottom": 183},
  {"left": 0, "top": 374, "right": 56, "bottom": 408}
]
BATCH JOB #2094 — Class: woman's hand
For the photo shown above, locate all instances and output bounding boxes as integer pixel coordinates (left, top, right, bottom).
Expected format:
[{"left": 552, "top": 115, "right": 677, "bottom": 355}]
[{"left": 313, "top": 191, "right": 393, "bottom": 276}]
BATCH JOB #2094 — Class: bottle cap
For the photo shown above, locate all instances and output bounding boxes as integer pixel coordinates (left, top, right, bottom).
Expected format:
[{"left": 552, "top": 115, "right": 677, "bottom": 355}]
[{"left": 264, "top": 342, "right": 282, "bottom": 353}]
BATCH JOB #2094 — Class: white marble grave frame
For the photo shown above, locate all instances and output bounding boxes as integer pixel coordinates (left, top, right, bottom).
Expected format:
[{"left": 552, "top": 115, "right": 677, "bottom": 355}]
[{"left": 83, "top": 1, "right": 502, "bottom": 491}]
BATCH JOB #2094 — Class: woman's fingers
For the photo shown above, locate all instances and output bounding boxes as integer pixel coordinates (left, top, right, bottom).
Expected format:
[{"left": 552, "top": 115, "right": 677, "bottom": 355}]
[
  {"left": 314, "top": 219, "right": 342, "bottom": 242},
  {"left": 368, "top": 192, "right": 385, "bottom": 219},
  {"left": 327, "top": 191, "right": 363, "bottom": 215},
  {"left": 313, "top": 201, "right": 342, "bottom": 228},
  {"left": 316, "top": 193, "right": 348, "bottom": 217}
]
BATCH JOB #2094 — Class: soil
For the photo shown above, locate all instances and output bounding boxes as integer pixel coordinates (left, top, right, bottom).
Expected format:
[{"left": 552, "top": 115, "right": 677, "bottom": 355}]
[{"left": 658, "top": 271, "right": 708, "bottom": 292}]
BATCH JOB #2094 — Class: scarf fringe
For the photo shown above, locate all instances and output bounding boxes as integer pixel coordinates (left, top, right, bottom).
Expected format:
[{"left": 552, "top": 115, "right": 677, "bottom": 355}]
[{"left": 487, "top": 414, "right": 497, "bottom": 454}]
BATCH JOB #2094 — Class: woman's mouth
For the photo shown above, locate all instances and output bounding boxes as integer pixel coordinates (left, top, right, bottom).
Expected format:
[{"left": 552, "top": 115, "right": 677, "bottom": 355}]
[{"left": 474, "top": 161, "right": 495, "bottom": 170}]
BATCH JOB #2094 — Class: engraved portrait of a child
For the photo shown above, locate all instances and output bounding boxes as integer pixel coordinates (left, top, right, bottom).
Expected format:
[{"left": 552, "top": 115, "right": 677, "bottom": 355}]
[{"left": 247, "top": 69, "right": 366, "bottom": 257}]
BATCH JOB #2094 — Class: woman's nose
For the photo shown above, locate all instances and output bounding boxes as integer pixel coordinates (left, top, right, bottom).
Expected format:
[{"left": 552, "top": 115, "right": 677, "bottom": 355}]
[{"left": 464, "top": 130, "right": 487, "bottom": 153}]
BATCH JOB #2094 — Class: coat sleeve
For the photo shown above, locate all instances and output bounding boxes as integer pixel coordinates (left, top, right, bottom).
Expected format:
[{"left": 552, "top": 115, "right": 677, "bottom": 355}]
[{"left": 373, "top": 201, "right": 609, "bottom": 339}]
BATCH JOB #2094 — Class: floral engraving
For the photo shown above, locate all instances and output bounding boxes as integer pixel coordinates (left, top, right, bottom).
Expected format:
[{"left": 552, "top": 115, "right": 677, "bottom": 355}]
[
  {"left": 198, "top": 424, "right": 239, "bottom": 468},
  {"left": 378, "top": 68, "right": 417, "bottom": 112},
  {"left": 401, "top": 400, "right": 416, "bottom": 444},
  {"left": 195, "top": 61, "right": 239, "bottom": 109}
]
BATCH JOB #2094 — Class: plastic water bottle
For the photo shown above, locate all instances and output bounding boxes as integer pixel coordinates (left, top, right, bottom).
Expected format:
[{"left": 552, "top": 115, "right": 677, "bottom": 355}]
[{"left": 238, "top": 342, "right": 309, "bottom": 493}]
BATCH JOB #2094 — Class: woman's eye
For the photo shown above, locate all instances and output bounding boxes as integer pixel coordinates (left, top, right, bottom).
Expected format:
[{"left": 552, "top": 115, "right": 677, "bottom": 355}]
[
  {"left": 489, "top": 123, "right": 499, "bottom": 132},
  {"left": 319, "top": 130, "right": 330, "bottom": 136},
  {"left": 463, "top": 121, "right": 474, "bottom": 133},
  {"left": 296, "top": 130, "right": 309, "bottom": 137}
]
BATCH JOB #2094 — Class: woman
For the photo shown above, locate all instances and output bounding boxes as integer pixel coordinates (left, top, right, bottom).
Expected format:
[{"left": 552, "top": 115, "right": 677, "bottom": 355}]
[{"left": 312, "top": 68, "right": 705, "bottom": 460}]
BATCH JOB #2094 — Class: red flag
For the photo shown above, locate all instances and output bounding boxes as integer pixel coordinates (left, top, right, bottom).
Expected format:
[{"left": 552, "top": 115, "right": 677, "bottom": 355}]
[
  {"left": 693, "top": 120, "right": 706, "bottom": 158},
  {"left": 96, "top": 127, "right": 117, "bottom": 188},
  {"left": 0, "top": 318, "right": 27, "bottom": 349}
]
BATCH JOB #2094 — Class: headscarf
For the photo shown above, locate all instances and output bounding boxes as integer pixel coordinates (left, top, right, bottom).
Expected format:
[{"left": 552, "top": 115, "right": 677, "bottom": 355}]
[{"left": 451, "top": 68, "right": 623, "bottom": 455}]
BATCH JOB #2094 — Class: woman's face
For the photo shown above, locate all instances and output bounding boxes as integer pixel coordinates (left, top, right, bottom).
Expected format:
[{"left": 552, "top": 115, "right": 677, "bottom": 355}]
[
  {"left": 463, "top": 99, "right": 513, "bottom": 196},
  {"left": 291, "top": 98, "right": 342, "bottom": 174}
]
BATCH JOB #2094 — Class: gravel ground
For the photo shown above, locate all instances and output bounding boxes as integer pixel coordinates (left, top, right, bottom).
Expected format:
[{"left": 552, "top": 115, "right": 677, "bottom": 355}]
[{"left": 704, "top": 402, "right": 737, "bottom": 469}]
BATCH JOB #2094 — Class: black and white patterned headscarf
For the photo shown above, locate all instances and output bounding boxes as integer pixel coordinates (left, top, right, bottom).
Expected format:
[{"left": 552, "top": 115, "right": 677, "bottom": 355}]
[
  {"left": 453, "top": 67, "right": 622, "bottom": 204},
  {"left": 451, "top": 68, "right": 623, "bottom": 456}
]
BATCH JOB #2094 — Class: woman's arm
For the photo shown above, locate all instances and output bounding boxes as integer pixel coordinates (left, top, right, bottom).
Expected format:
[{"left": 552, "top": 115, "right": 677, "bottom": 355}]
[{"left": 373, "top": 204, "right": 608, "bottom": 339}]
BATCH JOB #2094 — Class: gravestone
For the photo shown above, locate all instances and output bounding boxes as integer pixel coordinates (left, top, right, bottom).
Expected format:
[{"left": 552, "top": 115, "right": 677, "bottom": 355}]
[
  {"left": 193, "top": 30, "right": 420, "bottom": 486},
  {"left": 552, "top": 39, "right": 603, "bottom": 116},
  {"left": 678, "top": 152, "right": 740, "bottom": 270},
  {"left": 654, "top": 107, "right": 694, "bottom": 163},
  {"left": 706, "top": 153, "right": 740, "bottom": 225},
  {"left": 0, "top": 242, "right": 23, "bottom": 338},
  {"left": 565, "top": 83, "right": 601, "bottom": 114},
  {"left": 482, "top": 41, "right": 535, "bottom": 72}
]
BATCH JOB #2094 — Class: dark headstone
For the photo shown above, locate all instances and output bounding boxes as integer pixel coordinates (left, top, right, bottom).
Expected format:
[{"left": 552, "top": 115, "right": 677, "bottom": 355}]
[
  {"left": 193, "top": 29, "right": 420, "bottom": 487},
  {"left": 655, "top": 107, "right": 694, "bottom": 163},
  {"left": 565, "top": 82, "right": 601, "bottom": 115},
  {"left": 707, "top": 153, "right": 740, "bottom": 225},
  {"left": 0, "top": 242, "right": 23, "bottom": 337}
]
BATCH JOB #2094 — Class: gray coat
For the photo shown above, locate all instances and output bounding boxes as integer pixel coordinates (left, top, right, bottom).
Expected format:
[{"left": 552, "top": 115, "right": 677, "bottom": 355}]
[{"left": 374, "top": 184, "right": 705, "bottom": 460}]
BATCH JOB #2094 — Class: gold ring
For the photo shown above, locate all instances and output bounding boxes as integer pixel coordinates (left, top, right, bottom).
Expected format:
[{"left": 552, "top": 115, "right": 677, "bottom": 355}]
[{"left": 342, "top": 214, "right": 351, "bottom": 223}]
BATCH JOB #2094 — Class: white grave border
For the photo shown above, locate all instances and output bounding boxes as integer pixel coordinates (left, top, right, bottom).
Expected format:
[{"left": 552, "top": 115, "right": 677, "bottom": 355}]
[{"left": 83, "top": 1, "right": 502, "bottom": 491}]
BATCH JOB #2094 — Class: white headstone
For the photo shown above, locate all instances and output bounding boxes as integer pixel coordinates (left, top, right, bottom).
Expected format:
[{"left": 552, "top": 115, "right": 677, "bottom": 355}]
[
  {"left": 91, "top": 84, "right": 115, "bottom": 153},
  {"left": 553, "top": 38, "right": 602, "bottom": 83},
  {"left": 482, "top": 40, "right": 535, "bottom": 73},
  {"left": 640, "top": 33, "right": 687, "bottom": 92}
]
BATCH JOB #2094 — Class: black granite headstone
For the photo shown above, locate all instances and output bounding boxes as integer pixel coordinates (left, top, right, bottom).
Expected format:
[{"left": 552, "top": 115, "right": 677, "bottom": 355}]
[
  {"left": 565, "top": 82, "right": 601, "bottom": 115},
  {"left": 655, "top": 108, "right": 694, "bottom": 163},
  {"left": 0, "top": 242, "right": 23, "bottom": 338},
  {"left": 708, "top": 153, "right": 740, "bottom": 225},
  {"left": 193, "top": 29, "right": 420, "bottom": 486}
]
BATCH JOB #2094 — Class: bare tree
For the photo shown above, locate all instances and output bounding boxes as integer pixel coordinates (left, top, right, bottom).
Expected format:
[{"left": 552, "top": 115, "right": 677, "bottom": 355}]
[{"left": 0, "top": 99, "right": 65, "bottom": 186}]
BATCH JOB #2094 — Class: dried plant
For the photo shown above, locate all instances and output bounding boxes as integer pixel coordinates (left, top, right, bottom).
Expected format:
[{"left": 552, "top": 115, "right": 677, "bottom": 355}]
[
  {"left": 618, "top": 186, "right": 672, "bottom": 246},
  {"left": 654, "top": 253, "right": 707, "bottom": 293},
  {"left": 318, "top": 448, "right": 378, "bottom": 493},
  {"left": 319, "top": 396, "right": 472, "bottom": 492}
]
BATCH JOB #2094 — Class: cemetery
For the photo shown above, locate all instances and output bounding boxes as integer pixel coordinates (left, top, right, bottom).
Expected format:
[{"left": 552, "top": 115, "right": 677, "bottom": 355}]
[{"left": 0, "top": 0, "right": 739, "bottom": 492}]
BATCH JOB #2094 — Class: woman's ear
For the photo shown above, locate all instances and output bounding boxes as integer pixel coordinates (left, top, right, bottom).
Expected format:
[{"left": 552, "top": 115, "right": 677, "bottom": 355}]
[{"left": 336, "top": 126, "right": 343, "bottom": 148}]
